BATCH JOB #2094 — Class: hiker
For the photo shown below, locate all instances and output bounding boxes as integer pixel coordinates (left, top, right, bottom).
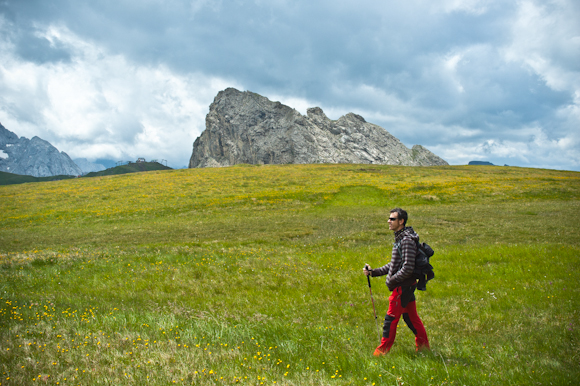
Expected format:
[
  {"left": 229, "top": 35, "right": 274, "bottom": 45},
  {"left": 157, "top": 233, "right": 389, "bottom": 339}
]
[{"left": 363, "top": 208, "right": 430, "bottom": 356}]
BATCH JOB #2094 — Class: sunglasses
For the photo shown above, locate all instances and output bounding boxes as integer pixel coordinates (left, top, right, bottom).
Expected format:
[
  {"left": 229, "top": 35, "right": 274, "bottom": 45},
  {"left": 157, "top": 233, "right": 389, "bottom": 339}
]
[{"left": 388, "top": 217, "right": 399, "bottom": 221}]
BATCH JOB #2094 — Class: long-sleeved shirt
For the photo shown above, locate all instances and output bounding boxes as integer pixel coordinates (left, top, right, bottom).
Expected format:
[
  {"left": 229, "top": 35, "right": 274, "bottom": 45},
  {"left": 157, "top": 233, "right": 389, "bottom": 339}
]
[{"left": 371, "top": 226, "right": 419, "bottom": 289}]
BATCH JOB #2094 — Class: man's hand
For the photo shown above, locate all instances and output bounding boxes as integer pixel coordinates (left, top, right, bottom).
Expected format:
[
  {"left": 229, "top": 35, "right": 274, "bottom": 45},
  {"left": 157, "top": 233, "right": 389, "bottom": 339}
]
[
  {"left": 363, "top": 264, "right": 372, "bottom": 276},
  {"left": 386, "top": 276, "right": 396, "bottom": 291}
]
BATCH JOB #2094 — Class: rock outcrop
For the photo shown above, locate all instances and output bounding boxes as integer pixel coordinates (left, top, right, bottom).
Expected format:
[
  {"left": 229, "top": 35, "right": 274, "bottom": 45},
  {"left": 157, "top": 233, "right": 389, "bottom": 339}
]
[
  {"left": 0, "top": 123, "right": 82, "bottom": 177},
  {"left": 189, "top": 88, "right": 448, "bottom": 168}
]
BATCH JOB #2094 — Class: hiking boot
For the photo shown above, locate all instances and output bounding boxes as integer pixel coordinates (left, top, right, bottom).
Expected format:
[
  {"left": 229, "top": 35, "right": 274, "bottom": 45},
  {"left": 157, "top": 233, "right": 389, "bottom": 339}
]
[
  {"left": 373, "top": 338, "right": 389, "bottom": 356},
  {"left": 416, "top": 343, "right": 430, "bottom": 352}
]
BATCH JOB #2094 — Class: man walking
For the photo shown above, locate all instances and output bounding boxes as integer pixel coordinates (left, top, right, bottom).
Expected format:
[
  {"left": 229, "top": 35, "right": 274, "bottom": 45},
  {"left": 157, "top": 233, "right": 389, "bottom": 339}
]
[{"left": 364, "top": 208, "right": 430, "bottom": 356}]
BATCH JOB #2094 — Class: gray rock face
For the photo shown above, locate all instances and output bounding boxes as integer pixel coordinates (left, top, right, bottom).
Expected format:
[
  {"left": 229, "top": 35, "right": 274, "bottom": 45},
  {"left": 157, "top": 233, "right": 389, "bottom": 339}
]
[
  {"left": 189, "top": 88, "right": 448, "bottom": 168},
  {"left": 0, "top": 123, "right": 82, "bottom": 177}
]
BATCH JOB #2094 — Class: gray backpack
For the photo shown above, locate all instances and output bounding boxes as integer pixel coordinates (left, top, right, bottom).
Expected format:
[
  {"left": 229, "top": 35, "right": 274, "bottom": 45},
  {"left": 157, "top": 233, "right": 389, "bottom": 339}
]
[{"left": 396, "top": 240, "right": 434, "bottom": 291}]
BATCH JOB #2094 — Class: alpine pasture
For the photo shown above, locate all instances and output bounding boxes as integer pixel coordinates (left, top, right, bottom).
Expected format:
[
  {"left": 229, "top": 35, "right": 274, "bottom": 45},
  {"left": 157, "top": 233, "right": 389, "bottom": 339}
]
[{"left": 1, "top": 164, "right": 579, "bottom": 385}]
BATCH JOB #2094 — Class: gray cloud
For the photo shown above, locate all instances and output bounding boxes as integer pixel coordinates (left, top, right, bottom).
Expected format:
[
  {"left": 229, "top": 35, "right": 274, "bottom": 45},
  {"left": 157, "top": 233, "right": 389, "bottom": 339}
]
[
  {"left": 0, "top": 0, "right": 579, "bottom": 170},
  {"left": 15, "top": 32, "right": 72, "bottom": 64}
]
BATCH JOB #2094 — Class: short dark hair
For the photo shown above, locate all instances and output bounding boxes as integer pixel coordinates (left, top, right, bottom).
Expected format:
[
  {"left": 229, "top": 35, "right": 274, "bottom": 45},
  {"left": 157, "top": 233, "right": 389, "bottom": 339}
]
[{"left": 390, "top": 208, "right": 408, "bottom": 226}]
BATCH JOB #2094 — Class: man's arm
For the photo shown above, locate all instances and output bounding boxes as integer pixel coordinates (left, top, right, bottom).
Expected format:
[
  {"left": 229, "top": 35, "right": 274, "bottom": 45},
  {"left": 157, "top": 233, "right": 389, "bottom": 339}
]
[
  {"left": 369, "top": 262, "right": 391, "bottom": 277},
  {"left": 362, "top": 262, "right": 391, "bottom": 277}
]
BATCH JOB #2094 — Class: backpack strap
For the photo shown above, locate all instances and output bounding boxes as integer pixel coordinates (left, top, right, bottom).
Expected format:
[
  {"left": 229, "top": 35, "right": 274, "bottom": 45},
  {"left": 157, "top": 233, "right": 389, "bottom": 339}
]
[
  {"left": 395, "top": 241, "right": 402, "bottom": 258},
  {"left": 395, "top": 238, "right": 419, "bottom": 258}
]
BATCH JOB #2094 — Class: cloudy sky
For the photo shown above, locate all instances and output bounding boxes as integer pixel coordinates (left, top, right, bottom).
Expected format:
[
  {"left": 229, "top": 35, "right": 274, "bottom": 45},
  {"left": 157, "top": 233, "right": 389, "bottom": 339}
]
[{"left": 1, "top": 0, "right": 579, "bottom": 170}]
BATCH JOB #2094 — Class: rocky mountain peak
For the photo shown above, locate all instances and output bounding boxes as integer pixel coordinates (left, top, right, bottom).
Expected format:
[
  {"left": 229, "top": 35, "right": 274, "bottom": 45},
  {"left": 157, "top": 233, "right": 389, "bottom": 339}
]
[
  {"left": 306, "top": 107, "right": 327, "bottom": 120},
  {"left": 0, "top": 123, "right": 19, "bottom": 146},
  {"left": 189, "top": 88, "right": 448, "bottom": 168},
  {"left": 0, "top": 123, "right": 82, "bottom": 177}
]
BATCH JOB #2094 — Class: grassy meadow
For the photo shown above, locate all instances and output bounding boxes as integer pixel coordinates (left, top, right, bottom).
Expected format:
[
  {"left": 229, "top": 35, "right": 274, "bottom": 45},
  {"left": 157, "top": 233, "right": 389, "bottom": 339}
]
[{"left": 0, "top": 164, "right": 579, "bottom": 385}]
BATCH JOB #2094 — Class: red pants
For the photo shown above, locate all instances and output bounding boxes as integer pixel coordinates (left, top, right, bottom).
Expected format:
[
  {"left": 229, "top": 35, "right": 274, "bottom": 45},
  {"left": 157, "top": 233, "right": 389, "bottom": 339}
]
[{"left": 382, "top": 286, "right": 429, "bottom": 352}]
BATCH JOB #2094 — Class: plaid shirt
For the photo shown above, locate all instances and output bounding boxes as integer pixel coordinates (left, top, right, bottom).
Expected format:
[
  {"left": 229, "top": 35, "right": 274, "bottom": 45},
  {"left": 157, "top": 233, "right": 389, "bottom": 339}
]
[{"left": 372, "top": 226, "right": 419, "bottom": 289}]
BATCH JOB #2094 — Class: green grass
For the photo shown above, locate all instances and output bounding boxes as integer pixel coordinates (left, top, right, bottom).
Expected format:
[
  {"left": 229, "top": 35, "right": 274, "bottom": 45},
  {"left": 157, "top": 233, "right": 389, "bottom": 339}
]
[{"left": 0, "top": 164, "right": 579, "bottom": 385}]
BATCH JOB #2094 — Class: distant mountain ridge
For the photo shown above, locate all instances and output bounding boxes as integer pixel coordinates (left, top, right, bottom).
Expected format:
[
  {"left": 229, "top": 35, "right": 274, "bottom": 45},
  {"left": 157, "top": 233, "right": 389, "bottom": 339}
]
[
  {"left": 0, "top": 161, "right": 172, "bottom": 185},
  {"left": 0, "top": 123, "right": 82, "bottom": 177},
  {"left": 74, "top": 158, "right": 106, "bottom": 174},
  {"left": 190, "top": 88, "right": 448, "bottom": 168},
  {"left": 469, "top": 161, "right": 494, "bottom": 166},
  {"left": 84, "top": 161, "right": 172, "bottom": 177},
  {"left": 0, "top": 171, "right": 76, "bottom": 186}
]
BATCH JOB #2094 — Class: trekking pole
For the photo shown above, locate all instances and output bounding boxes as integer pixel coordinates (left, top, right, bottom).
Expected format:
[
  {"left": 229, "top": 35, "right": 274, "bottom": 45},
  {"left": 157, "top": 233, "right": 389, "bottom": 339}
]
[{"left": 365, "top": 265, "right": 382, "bottom": 342}]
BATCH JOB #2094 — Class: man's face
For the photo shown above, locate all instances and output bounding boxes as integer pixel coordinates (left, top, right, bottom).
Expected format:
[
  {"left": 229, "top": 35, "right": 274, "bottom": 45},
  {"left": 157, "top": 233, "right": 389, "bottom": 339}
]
[{"left": 388, "top": 213, "right": 405, "bottom": 232}]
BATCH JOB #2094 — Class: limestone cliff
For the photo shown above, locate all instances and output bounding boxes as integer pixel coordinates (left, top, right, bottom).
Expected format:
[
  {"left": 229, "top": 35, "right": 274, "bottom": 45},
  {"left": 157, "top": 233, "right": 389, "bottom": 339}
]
[{"left": 189, "top": 88, "right": 448, "bottom": 168}]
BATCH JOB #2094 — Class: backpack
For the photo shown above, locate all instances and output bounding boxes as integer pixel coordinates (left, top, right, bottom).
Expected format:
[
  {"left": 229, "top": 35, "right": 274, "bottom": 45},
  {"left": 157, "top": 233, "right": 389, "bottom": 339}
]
[{"left": 396, "top": 240, "right": 435, "bottom": 291}]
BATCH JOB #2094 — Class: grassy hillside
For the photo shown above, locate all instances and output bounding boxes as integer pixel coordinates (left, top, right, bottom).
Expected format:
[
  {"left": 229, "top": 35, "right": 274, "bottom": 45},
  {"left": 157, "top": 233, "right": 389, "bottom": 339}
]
[
  {"left": 0, "top": 171, "right": 77, "bottom": 186},
  {"left": 84, "top": 161, "right": 172, "bottom": 177},
  {"left": 0, "top": 164, "right": 579, "bottom": 385}
]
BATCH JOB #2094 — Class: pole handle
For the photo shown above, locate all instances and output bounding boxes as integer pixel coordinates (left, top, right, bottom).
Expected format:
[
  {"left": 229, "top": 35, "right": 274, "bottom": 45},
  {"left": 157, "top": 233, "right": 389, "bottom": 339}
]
[{"left": 365, "top": 265, "right": 372, "bottom": 287}]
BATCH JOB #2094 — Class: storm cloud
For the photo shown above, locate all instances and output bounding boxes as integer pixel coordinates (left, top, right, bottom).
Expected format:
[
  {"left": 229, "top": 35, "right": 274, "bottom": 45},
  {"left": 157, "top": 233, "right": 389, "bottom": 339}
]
[{"left": 1, "top": 0, "right": 579, "bottom": 170}]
